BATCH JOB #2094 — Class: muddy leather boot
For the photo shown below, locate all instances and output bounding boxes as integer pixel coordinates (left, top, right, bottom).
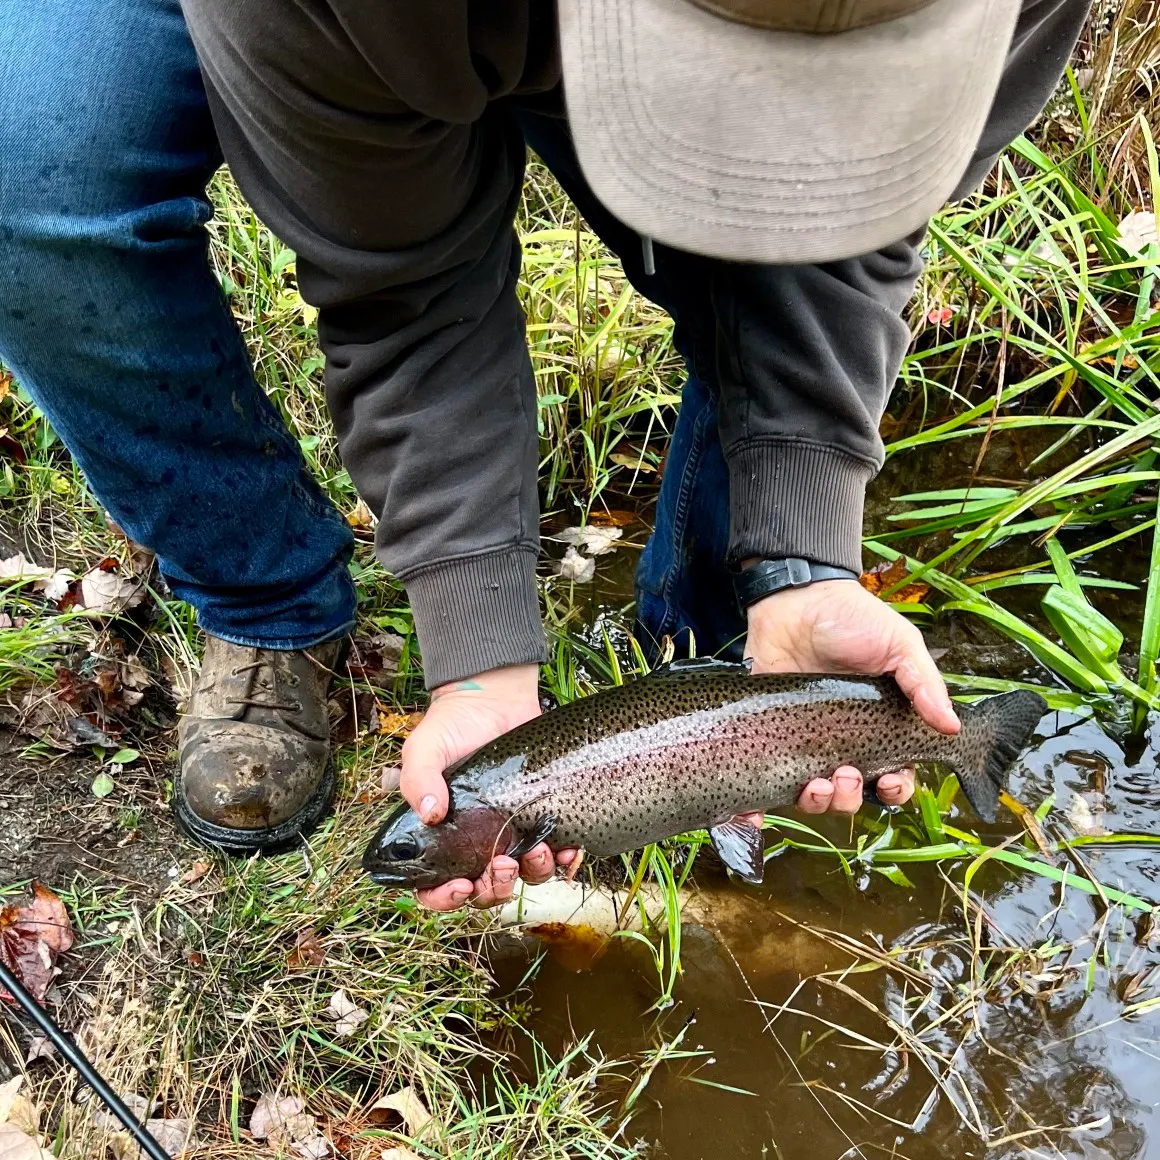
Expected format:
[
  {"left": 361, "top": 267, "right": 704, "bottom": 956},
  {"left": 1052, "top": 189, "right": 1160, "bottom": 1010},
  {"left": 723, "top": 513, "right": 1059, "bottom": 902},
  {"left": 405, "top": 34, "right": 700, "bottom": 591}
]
[{"left": 175, "top": 634, "right": 346, "bottom": 853}]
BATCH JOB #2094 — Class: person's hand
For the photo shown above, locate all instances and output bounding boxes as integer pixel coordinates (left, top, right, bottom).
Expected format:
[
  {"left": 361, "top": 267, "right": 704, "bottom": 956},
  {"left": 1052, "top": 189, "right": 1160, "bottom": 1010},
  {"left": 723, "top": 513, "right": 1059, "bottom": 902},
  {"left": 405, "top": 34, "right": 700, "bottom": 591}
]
[
  {"left": 741, "top": 578, "right": 959, "bottom": 821},
  {"left": 399, "top": 664, "right": 580, "bottom": 911}
]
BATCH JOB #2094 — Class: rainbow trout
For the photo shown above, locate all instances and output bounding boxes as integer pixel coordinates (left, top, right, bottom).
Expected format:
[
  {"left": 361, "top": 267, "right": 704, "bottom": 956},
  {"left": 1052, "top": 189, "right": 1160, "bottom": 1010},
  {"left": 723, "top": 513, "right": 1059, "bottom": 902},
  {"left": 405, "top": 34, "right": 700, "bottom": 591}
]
[{"left": 363, "top": 659, "right": 1046, "bottom": 889}]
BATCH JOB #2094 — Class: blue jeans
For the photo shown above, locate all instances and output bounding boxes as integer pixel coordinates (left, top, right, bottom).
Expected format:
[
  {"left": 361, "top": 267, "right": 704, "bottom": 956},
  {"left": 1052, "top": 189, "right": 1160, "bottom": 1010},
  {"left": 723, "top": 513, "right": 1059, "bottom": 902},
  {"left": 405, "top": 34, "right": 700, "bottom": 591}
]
[{"left": 0, "top": 0, "right": 743, "bottom": 661}]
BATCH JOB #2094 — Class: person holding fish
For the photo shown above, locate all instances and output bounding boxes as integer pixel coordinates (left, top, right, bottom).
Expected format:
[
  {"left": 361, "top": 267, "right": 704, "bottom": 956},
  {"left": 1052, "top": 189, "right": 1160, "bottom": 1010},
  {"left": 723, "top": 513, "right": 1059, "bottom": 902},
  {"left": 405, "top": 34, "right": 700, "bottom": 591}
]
[{"left": 0, "top": 0, "right": 1083, "bottom": 903}]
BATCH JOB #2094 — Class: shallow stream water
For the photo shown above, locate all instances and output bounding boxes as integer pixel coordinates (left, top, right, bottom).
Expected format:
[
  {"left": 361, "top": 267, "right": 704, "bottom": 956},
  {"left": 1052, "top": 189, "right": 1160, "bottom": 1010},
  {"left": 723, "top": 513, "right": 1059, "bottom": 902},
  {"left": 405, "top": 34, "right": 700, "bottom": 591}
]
[{"left": 491, "top": 432, "right": 1160, "bottom": 1159}]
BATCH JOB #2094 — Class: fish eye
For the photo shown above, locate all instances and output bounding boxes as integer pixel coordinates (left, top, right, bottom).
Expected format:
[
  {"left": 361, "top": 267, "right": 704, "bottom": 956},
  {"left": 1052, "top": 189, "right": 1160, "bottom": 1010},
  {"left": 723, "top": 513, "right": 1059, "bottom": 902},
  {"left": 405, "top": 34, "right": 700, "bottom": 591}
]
[{"left": 388, "top": 835, "right": 421, "bottom": 861}]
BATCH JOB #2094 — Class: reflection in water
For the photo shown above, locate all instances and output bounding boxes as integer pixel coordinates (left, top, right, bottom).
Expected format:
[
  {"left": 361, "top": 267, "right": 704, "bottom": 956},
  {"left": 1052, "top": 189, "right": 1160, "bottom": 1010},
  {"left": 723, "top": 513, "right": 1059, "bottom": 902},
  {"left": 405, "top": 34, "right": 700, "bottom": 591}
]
[{"left": 486, "top": 710, "right": 1160, "bottom": 1159}]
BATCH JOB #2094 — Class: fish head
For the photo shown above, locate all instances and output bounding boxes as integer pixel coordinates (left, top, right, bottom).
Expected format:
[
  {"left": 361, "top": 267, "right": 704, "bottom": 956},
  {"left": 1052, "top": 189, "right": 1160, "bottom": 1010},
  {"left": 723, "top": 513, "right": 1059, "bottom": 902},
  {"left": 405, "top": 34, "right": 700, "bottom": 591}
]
[{"left": 362, "top": 794, "right": 513, "bottom": 890}]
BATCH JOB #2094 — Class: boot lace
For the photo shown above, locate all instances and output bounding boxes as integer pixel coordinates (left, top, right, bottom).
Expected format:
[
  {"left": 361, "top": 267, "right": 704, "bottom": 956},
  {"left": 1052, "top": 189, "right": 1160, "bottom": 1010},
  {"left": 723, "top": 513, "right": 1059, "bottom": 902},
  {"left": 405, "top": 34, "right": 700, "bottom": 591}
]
[{"left": 227, "top": 653, "right": 302, "bottom": 714}]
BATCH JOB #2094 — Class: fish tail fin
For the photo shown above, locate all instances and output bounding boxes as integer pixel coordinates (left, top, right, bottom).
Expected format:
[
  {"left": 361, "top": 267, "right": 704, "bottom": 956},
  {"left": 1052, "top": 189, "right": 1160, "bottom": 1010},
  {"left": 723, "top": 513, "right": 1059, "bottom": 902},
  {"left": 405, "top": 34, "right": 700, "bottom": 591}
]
[{"left": 953, "top": 691, "right": 1047, "bottom": 823}]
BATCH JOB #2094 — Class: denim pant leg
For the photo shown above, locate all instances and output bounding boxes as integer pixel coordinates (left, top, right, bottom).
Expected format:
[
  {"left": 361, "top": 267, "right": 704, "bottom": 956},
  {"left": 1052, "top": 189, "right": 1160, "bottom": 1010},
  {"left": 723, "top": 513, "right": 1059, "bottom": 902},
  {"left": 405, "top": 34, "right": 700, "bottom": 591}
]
[
  {"left": 0, "top": 0, "right": 356, "bottom": 650},
  {"left": 516, "top": 110, "right": 745, "bottom": 660}
]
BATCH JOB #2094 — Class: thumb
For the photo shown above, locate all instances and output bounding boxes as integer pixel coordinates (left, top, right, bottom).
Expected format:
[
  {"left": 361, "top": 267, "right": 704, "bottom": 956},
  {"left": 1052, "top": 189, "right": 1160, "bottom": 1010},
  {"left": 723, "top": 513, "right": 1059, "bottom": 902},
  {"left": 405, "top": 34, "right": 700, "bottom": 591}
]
[
  {"left": 889, "top": 627, "right": 960, "bottom": 736},
  {"left": 400, "top": 724, "right": 451, "bottom": 824}
]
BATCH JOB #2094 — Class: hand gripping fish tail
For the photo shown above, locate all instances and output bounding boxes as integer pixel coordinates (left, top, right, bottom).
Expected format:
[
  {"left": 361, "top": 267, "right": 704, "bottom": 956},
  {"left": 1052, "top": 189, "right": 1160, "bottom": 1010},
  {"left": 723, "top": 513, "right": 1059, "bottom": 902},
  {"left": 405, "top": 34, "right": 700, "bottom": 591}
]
[{"left": 949, "top": 689, "right": 1048, "bottom": 823}]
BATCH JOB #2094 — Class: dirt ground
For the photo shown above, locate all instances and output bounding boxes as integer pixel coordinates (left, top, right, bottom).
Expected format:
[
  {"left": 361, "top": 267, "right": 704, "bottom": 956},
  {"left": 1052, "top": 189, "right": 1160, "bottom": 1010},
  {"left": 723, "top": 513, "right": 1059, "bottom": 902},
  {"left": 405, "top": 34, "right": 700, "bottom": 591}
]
[{"left": 0, "top": 734, "right": 182, "bottom": 894}]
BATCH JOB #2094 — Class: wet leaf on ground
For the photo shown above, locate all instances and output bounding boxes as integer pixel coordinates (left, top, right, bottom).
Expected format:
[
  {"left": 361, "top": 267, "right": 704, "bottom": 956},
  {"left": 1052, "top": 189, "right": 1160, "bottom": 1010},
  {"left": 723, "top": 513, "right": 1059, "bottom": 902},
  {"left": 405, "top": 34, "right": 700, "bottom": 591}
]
[
  {"left": 555, "top": 547, "right": 595, "bottom": 583},
  {"left": 858, "top": 559, "right": 929, "bottom": 603},
  {"left": 556, "top": 525, "right": 622, "bottom": 556},
  {"left": 0, "top": 883, "right": 75, "bottom": 1003}
]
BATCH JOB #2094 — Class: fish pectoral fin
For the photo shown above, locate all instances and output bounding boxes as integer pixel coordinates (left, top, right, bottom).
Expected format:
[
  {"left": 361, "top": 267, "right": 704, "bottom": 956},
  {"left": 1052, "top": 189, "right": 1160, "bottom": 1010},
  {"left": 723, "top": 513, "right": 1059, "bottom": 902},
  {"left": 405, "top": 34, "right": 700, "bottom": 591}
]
[
  {"left": 709, "top": 818, "right": 765, "bottom": 884},
  {"left": 508, "top": 814, "right": 558, "bottom": 860}
]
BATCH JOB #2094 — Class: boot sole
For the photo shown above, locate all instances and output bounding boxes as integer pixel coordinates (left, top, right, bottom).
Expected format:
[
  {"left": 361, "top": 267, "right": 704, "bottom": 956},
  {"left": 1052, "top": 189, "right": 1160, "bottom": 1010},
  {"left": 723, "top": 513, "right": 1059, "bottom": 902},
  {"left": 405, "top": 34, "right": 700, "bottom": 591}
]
[{"left": 173, "top": 757, "right": 338, "bottom": 856}]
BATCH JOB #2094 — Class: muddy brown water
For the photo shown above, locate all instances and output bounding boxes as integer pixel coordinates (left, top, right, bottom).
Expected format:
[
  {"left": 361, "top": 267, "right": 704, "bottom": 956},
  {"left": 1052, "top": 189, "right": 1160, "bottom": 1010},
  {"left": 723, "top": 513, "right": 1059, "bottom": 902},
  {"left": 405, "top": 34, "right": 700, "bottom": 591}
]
[
  {"left": 501, "top": 434, "right": 1160, "bottom": 1158},
  {"left": 486, "top": 709, "right": 1160, "bottom": 1160}
]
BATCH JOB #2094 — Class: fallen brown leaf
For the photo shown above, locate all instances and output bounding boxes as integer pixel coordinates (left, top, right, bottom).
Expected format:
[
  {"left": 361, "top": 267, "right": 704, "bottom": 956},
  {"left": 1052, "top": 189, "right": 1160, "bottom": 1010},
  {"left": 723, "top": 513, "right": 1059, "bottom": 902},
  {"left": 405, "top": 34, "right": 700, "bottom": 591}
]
[
  {"left": 0, "top": 883, "right": 75, "bottom": 1003},
  {"left": 250, "top": 1093, "right": 328, "bottom": 1157},
  {"left": 858, "top": 559, "right": 929, "bottom": 604},
  {"left": 287, "top": 929, "right": 326, "bottom": 970},
  {"left": 250, "top": 1094, "right": 313, "bottom": 1144},
  {"left": 588, "top": 508, "right": 637, "bottom": 528},
  {"left": 178, "top": 862, "right": 211, "bottom": 886}
]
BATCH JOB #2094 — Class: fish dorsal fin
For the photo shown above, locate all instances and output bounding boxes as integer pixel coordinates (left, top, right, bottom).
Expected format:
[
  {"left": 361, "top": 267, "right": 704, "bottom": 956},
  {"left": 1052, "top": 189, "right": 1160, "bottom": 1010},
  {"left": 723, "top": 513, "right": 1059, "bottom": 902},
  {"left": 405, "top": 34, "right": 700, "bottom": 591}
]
[
  {"left": 508, "top": 813, "right": 558, "bottom": 860},
  {"left": 709, "top": 818, "right": 765, "bottom": 884},
  {"left": 650, "top": 657, "right": 750, "bottom": 677}
]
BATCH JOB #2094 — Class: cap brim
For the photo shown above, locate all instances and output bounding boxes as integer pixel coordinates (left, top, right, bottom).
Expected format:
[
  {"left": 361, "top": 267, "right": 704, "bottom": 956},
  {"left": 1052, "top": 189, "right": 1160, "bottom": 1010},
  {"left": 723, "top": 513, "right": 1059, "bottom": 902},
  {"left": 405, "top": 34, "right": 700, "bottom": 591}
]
[{"left": 558, "top": 0, "right": 1022, "bottom": 263}]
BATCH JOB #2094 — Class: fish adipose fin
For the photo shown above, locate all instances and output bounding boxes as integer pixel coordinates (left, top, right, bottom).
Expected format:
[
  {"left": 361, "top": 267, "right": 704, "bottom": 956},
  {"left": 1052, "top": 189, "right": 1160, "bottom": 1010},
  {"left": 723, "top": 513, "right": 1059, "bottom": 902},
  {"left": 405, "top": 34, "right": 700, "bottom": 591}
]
[
  {"left": 955, "top": 690, "right": 1047, "bottom": 823},
  {"left": 508, "top": 814, "right": 558, "bottom": 860},
  {"left": 709, "top": 819, "right": 765, "bottom": 884}
]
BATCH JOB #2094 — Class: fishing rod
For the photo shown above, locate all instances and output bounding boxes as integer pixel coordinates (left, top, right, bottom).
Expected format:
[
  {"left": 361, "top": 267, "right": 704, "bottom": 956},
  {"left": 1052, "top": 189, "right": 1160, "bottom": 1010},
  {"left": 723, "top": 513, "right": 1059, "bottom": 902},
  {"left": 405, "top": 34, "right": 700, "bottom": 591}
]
[{"left": 0, "top": 960, "right": 171, "bottom": 1160}]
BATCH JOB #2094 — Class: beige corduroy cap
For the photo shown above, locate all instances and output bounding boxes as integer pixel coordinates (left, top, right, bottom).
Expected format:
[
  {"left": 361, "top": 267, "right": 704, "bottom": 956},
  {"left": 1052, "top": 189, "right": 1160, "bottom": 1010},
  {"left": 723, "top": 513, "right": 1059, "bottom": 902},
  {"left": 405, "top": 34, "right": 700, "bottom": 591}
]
[{"left": 558, "top": 0, "right": 1023, "bottom": 263}]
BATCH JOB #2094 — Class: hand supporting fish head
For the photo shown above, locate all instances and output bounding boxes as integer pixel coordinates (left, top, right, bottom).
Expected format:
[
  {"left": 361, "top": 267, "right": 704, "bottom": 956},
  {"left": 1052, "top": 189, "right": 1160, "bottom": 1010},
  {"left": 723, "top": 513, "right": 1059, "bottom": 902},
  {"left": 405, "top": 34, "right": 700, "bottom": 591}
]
[{"left": 362, "top": 792, "right": 515, "bottom": 890}]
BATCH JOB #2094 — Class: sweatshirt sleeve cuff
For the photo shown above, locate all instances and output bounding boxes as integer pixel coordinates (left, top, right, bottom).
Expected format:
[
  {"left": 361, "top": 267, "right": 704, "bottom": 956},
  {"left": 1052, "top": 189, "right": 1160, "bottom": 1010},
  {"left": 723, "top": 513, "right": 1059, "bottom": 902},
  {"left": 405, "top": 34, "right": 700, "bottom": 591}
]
[
  {"left": 726, "top": 439, "right": 874, "bottom": 575},
  {"left": 400, "top": 545, "right": 547, "bottom": 690}
]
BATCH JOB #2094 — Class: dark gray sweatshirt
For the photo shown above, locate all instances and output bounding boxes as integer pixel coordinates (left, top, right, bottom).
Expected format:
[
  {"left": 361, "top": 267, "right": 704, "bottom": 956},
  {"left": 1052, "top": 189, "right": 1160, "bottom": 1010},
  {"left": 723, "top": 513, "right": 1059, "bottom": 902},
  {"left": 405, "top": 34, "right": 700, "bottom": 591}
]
[{"left": 178, "top": 0, "right": 1089, "bottom": 687}]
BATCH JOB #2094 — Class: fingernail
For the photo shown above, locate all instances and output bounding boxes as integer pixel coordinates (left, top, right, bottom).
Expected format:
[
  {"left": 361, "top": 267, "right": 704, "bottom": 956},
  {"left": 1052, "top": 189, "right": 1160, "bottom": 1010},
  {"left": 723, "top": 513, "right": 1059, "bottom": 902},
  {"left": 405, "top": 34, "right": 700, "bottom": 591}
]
[
  {"left": 419, "top": 795, "right": 437, "bottom": 819},
  {"left": 836, "top": 774, "right": 860, "bottom": 791},
  {"left": 495, "top": 869, "right": 516, "bottom": 885},
  {"left": 810, "top": 790, "right": 829, "bottom": 804},
  {"left": 450, "top": 888, "right": 470, "bottom": 903}
]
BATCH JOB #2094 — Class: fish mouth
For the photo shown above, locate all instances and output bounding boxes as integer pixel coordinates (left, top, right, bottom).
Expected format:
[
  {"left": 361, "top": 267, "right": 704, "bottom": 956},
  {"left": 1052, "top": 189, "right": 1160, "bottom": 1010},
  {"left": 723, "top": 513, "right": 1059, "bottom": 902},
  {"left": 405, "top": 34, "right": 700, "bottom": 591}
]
[{"left": 361, "top": 843, "right": 416, "bottom": 887}]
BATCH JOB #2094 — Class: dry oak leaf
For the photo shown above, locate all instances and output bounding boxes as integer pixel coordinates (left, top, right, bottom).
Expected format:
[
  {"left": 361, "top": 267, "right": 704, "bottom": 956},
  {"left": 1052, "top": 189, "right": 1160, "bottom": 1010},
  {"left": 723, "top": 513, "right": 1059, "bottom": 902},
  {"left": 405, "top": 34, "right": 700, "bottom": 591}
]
[
  {"left": 858, "top": 559, "right": 929, "bottom": 604},
  {"left": 0, "top": 883, "right": 75, "bottom": 1003}
]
